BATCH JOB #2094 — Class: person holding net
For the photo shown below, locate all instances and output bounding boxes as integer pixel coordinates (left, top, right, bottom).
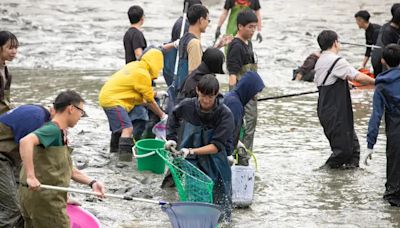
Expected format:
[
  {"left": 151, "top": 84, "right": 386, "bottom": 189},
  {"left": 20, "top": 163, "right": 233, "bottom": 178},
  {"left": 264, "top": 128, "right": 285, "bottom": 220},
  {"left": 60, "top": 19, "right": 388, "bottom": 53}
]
[{"left": 165, "top": 75, "right": 234, "bottom": 222}]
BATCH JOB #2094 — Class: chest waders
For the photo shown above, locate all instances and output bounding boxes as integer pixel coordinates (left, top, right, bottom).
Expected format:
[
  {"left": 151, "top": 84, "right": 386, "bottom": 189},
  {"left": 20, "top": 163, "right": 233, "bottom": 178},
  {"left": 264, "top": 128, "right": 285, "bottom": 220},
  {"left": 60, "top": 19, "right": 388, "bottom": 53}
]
[
  {"left": 166, "top": 33, "right": 196, "bottom": 115},
  {"left": 226, "top": 5, "right": 250, "bottom": 37},
  {"left": 0, "top": 123, "right": 23, "bottom": 228},
  {"left": 0, "top": 66, "right": 12, "bottom": 115},
  {"left": 0, "top": 90, "right": 11, "bottom": 115},
  {"left": 179, "top": 122, "right": 232, "bottom": 221},
  {"left": 317, "top": 58, "right": 360, "bottom": 168},
  {"left": 234, "top": 63, "right": 258, "bottom": 151},
  {"left": 19, "top": 146, "right": 73, "bottom": 228}
]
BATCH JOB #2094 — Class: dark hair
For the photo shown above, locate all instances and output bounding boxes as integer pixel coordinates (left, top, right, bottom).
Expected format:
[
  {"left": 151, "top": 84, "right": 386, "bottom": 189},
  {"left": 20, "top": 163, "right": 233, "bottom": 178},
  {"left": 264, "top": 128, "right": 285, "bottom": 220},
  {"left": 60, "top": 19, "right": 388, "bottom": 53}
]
[
  {"left": 187, "top": 4, "right": 209, "bottom": 25},
  {"left": 53, "top": 90, "right": 85, "bottom": 112},
  {"left": 197, "top": 74, "right": 219, "bottom": 96},
  {"left": 317, "top": 30, "right": 338, "bottom": 51},
  {"left": 0, "top": 31, "right": 19, "bottom": 49},
  {"left": 391, "top": 3, "right": 400, "bottom": 16},
  {"left": 382, "top": 44, "right": 400, "bottom": 68},
  {"left": 392, "top": 7, "right": 400, "bottom": 24},
  {"left": 183, "top": 0, "right": 202, "bottom": 12},
  {"left": 202, "top": 48, "right": 225, "bottom": 74},
  {"left": 128, "top": 5, "right": 144, "bottom": 24},
  {"left": 237, "top": 9, "right": 258, "bottom": 29},
  {"left": 354, "top": 10, "right": 370, "bottom": 22}
]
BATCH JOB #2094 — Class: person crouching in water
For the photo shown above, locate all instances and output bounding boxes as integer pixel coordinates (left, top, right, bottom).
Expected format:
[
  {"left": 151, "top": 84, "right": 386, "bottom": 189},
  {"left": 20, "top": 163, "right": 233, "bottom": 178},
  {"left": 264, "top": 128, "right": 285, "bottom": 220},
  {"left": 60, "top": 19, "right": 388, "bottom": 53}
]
[
  {"left": 315, "top": 30, "right": 375, "bottom": 169},
  {"left": 18, "top": 90, "right": 105, "bottom": 228},
  {"left": 165, "top": 75, "right": 234, "bottom": 222},
  {"left": 366, "top": 44, "right": 400, "bottom": 206},
  {"left": 99, "top": 48, "right": 167, "bottom": 161}
]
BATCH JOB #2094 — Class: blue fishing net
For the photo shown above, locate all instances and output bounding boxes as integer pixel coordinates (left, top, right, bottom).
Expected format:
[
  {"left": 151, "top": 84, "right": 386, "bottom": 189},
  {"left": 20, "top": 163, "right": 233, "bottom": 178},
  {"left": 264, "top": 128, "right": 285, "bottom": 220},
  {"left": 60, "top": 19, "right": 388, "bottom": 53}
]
[{"left": 161, "top": 202, "right": 221, "bottom": 228}]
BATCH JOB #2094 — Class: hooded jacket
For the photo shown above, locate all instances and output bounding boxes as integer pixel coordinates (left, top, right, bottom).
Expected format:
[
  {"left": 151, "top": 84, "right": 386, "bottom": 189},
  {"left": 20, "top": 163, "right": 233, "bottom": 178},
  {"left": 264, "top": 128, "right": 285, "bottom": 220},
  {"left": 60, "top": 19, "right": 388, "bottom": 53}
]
[
  {"left": 99, "top": 49, "right": 163, "bottom": 112},
  {"left": 367, "top": 67, "right": 400, "bottom": 149},
  {"left": 224, "top": 71, "right": 265, "bottom": 148},
  {"left": 167, "top": 95, "right": 234, "bottom": 153},
  {"left": 177, "top": 62, "right": 212, "bottom": 102}
]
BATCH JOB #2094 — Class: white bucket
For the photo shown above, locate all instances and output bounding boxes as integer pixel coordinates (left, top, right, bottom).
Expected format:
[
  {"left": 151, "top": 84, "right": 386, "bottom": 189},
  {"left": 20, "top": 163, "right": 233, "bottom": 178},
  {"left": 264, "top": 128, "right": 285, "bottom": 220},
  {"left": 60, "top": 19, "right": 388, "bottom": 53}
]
[{"left": 231, "top": 165, "right": 255, "bottom": 207}]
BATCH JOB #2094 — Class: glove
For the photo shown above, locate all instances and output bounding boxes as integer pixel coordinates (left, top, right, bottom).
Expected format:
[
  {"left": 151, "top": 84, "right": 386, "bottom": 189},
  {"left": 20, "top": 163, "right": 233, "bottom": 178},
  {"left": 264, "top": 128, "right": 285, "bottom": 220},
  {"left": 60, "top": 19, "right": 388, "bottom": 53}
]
[
  {"left": 173, "top": 39, "right": 180, "bottom": 49},
  {"left": 256, "top": 32, "right": 263, "bottom": 43},
  {"left": 364, "top": 148, "right": 374, "bottom": 166},
  {"left": 156, "top": 91, "right": 168, "bottom": 99},
  {"left": 179, "top": 148, "right": 194, "bottom": 158},
  {"left": 160, "top": 113, "right": 168, "bottom": 122},
  {"left": 164, "top": 140, "right": 177, "bottom": 150},
  {"left": 215, "top": 26, "right": 221, "bottom": 41},
  {"left": 227, "top": 155, "right": 235, "bottom": 166}
]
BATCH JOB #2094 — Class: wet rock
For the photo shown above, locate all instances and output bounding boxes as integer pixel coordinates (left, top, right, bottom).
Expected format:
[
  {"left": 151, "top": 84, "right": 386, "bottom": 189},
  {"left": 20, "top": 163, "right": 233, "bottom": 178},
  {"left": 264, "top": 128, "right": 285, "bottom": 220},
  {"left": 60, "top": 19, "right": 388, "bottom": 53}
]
[{"left": 116, "top": 162, "right": 129, "bottom": 168}]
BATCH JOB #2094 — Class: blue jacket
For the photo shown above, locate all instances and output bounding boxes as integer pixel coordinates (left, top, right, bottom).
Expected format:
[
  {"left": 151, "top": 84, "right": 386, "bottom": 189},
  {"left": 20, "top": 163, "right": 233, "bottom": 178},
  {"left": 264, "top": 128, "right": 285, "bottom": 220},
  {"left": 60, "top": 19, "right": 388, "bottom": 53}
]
[
  {"left": 223, "top": 71, "right": 265, "bottom": 150},
  {"left": 0, "top": 105, "right": 51, "bottom": 143},
  {"left": 367, "top": 67, "right": 400, "bottom": 149}
]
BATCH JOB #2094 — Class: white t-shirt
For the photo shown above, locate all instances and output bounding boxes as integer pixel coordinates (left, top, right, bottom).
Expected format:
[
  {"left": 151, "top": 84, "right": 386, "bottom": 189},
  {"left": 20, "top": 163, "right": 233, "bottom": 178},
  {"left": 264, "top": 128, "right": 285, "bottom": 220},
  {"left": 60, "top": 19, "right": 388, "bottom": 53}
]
[{"left": 314, "top": 51, "right": 359, "bottom": 86}]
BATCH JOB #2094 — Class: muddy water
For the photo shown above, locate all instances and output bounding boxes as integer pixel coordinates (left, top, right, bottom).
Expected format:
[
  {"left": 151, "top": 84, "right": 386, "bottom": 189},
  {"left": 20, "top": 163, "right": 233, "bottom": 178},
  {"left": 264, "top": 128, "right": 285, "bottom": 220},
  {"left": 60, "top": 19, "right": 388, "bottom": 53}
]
[{"left": 2, "top": 0, "right": 400, "bottom": 227}]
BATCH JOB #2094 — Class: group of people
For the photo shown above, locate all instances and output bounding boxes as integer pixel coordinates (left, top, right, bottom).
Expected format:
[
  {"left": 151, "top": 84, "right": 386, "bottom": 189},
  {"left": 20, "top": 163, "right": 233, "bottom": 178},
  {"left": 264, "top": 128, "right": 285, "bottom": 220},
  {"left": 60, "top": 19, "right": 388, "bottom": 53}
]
[
  {"left": 313, "top": 3, "right": 400, "bottom": 208},
  {"left": 293, "top": 4, "right": 400, "bottom": 82},
  {"left": 2, "top": 0, "right": 400, "bottom": 227},
  {"left": 98, "top": 0, "right": 265, "bottom": 222},
  {"left": 0, "top": 0, "right": 265, "bottom": 227}
]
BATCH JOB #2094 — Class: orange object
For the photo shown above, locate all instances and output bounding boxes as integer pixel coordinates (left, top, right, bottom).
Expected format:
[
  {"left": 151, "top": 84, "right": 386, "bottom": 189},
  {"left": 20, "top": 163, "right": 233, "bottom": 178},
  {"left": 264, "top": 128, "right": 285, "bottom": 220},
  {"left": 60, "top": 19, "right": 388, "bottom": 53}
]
[{"left": 350, "top": 68, "right": 375, "bottom": 88}]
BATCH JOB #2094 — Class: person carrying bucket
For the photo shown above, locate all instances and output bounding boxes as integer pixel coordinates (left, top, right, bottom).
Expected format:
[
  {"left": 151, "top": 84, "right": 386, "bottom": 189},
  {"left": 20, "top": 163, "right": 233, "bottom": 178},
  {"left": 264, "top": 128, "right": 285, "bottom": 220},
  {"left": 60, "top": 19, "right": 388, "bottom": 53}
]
[
  {"left": 224, "top": 71, "right": 264, "bottom": 166},
  {"left": 314, "top": 30, "right": 375, "bottom": 169},
  {"left": 365, "top": 44, "right": 400, "bottom": 207},
  {"left": 226, "top": 10, "right": 259, "bottom": 151},
  {"left": 165, "top": 75, "right": 234, "bottom": 222},
  {"left": 99, "top": 48, "right": 167, "bottom": 161},
  {"left": 0, "top": 31, "right": 18, "bottom": 115},
  {"left": 0, "top": 105, "right": 52, "bottom": 228},
  {"left": 215, "top": 0, "right": 262, "bottom": 43},
  {"left": 18, "top": 90, "right": 106, "bottom": 228}
]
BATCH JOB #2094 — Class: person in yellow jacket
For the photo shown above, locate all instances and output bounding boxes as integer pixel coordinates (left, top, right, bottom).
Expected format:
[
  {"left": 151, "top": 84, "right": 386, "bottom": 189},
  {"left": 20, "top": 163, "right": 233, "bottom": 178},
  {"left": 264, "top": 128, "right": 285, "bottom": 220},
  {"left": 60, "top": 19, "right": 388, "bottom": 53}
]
[{"left": 99, "top": 48, "right": 167, "bottom": 161}]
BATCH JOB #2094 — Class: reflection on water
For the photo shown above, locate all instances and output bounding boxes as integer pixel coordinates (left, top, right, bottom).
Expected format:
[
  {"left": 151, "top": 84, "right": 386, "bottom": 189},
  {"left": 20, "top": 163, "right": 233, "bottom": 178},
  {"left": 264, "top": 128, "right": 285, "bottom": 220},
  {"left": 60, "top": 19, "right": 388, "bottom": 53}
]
[{"left": 3, "top": 0, "right": 400, "bottom": 227}]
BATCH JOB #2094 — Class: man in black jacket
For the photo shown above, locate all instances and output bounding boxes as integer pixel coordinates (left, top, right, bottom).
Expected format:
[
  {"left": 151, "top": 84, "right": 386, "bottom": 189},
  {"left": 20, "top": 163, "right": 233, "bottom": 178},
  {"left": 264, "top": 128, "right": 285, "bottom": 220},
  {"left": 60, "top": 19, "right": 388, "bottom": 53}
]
[{"left": 354, "top": 10, "right": 381, "bottom": 69}]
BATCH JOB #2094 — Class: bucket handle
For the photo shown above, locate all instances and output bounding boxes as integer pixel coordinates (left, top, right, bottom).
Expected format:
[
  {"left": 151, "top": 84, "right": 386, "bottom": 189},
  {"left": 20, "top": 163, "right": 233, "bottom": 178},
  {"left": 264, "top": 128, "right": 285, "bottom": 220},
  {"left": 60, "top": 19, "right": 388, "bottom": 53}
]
[{"left": 132, "top": 145, "right": 156, "bottom": 158}]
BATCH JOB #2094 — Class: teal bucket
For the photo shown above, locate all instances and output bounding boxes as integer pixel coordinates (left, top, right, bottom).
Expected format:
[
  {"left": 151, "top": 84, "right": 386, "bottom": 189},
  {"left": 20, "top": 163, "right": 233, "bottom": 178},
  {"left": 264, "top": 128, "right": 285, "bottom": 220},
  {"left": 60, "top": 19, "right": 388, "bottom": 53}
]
[{"left": 134, "top": 139, "right": 166, "bottom": 174}]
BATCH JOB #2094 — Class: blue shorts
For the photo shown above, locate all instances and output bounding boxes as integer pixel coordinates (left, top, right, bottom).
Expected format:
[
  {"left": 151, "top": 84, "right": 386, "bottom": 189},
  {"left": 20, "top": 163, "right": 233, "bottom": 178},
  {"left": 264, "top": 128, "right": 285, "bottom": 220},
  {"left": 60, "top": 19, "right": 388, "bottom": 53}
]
[{"left": 104, "top": 106, "right": 149, "bottom": 133}]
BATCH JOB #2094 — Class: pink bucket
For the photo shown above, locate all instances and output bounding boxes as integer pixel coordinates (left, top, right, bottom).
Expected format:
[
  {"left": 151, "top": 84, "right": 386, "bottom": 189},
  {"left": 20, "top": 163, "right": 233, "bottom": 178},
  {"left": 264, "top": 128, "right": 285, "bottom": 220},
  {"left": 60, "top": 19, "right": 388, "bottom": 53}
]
[{"left": 67, "top": 205, "right": 101, "bottom": 228}]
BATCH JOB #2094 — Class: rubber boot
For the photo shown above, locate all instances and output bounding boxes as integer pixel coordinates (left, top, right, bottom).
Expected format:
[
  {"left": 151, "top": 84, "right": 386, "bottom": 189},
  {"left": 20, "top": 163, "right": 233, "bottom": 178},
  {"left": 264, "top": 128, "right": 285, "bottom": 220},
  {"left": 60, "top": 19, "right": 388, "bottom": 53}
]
[
  {"left": 118, "top": 137, "right": 133, "bottom": 162},
  {"left": 110, "top": 132, "right": 121, "bottom": 153}
]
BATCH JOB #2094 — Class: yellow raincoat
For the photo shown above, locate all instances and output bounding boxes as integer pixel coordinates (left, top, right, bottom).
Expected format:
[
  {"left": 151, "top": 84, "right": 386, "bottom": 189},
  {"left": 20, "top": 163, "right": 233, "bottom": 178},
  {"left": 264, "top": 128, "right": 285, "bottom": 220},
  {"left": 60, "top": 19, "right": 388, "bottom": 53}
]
[{"left": 99, "top": 49, "right": 163, "bottom": 112}]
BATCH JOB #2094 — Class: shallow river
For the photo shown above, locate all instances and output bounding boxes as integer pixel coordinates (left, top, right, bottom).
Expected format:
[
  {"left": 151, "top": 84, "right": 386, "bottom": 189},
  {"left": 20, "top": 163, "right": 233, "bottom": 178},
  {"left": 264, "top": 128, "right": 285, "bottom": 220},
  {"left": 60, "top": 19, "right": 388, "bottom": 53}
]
[{"left": 1, "top": 0, "right": 399, "bottom": 227}]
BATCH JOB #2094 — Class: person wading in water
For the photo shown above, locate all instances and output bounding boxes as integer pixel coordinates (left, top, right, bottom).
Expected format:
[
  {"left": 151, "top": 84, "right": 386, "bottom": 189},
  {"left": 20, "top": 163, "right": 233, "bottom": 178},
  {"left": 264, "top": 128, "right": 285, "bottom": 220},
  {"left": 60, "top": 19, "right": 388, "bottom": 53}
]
[{"left": 314, "top": 30, "right": 375, "bottom": 169}]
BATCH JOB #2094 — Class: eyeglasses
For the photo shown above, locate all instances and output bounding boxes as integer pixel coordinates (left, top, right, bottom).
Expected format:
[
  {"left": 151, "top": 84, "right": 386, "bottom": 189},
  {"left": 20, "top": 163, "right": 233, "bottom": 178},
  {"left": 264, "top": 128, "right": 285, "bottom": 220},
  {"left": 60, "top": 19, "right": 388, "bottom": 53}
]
[{"left": 72, "top": 105, "right": 87, "bottom": 117}]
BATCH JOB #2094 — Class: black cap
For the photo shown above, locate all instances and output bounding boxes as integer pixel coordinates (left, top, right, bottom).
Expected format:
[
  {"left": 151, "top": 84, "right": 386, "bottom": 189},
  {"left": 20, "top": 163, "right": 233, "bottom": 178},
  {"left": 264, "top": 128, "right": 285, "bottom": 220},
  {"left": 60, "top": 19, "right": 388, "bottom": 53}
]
[{"left": 202, "top": 48, "right": 225, "bottom": 74}]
